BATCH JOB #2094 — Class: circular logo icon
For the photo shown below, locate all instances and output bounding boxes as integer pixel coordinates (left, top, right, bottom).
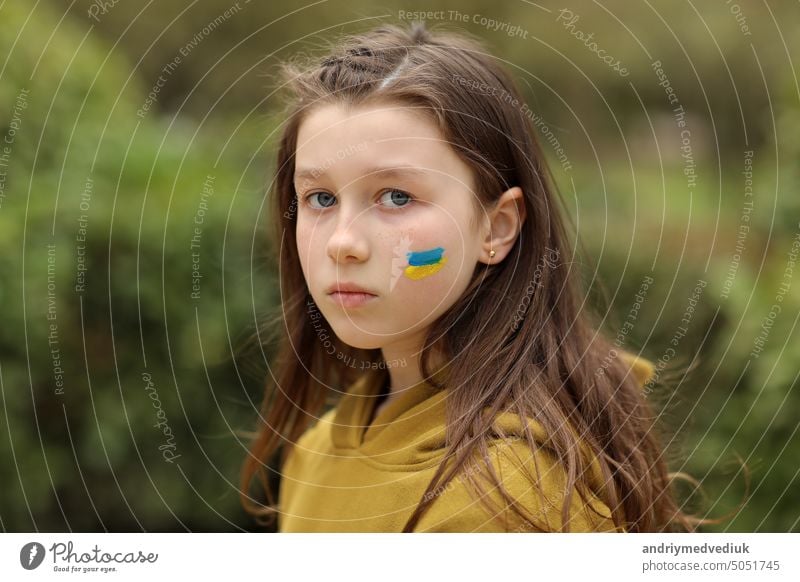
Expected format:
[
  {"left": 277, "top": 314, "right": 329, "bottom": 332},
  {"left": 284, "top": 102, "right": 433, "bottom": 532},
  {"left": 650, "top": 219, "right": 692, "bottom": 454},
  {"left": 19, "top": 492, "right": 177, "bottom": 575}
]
[{"left": 20, "top": 542, "right": 46, "bottom": 570}]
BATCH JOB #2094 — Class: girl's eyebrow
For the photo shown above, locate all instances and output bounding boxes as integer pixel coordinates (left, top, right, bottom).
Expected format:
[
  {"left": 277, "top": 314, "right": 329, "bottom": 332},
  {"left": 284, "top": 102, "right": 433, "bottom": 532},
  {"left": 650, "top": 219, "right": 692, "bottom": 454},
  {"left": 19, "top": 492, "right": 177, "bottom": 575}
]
[{"left": 293, "top": 165, "right": 431, "bottom": 181}]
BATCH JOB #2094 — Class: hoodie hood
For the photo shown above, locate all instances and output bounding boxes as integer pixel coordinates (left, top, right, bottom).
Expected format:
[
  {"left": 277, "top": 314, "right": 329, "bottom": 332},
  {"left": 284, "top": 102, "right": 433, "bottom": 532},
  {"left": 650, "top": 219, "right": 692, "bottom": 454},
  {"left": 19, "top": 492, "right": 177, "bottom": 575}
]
[{"left": 327, "top": 350, "right": 656, "bottom": 469}]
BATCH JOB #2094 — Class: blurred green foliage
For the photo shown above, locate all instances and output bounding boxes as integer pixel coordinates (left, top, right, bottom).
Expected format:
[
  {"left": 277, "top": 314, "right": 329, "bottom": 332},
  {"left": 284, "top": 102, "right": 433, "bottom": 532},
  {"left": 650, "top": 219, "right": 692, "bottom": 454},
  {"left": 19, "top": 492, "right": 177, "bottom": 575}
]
[
  {"left": 1, "top": 0, "right": 797, "bottom": 531},
  {"left": 0, "top": 0, "right": 277, "bottom": 531}
]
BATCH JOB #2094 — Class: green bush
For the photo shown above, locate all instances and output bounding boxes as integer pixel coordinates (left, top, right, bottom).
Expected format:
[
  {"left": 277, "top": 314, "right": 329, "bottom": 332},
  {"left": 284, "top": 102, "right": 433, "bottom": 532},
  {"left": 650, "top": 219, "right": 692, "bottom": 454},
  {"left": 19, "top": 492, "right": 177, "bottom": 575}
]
[{"left": 1, "top": 1, "right": 274, "bottom": 531}]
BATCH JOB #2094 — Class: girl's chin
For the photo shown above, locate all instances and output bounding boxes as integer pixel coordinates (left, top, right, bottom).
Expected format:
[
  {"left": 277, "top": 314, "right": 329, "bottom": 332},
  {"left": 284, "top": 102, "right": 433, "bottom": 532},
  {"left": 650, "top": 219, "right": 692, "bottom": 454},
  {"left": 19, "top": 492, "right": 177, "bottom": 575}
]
[
  {"left": 331, "top": 333, "right": 385, "bottom": 351},
  {"left": 325, "top": 321, "right": 407, "bottom": 350}
]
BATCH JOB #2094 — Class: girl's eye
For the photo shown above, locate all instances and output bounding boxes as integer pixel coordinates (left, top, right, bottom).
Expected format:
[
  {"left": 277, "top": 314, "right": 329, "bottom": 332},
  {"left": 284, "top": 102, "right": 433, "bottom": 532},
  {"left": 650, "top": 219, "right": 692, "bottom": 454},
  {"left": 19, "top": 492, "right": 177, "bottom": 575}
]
[
  {"left": 378, "top": 189, "right": 413, "bottom": 209},
  {"left": 303, "top": 189, "right": 413, "bottom": 210},
  {"left": 305, "top": 192, "right": 336, "bottom": 209}
]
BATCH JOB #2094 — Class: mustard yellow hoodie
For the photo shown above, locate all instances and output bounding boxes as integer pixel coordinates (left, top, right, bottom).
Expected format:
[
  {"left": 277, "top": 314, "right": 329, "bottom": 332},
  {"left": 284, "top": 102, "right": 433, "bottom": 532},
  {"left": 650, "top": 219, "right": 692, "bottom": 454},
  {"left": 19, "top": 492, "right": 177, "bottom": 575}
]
[{"left": 279, "top": 351, "right": 655, "bottom": 532}]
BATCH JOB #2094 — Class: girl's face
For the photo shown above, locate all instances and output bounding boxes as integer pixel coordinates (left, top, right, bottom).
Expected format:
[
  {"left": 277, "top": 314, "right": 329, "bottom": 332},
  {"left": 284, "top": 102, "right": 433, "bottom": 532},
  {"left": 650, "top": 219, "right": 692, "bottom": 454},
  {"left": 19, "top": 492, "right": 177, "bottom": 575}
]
[{"left": 293, "top": 102, "right": 487, "bottom": 351}]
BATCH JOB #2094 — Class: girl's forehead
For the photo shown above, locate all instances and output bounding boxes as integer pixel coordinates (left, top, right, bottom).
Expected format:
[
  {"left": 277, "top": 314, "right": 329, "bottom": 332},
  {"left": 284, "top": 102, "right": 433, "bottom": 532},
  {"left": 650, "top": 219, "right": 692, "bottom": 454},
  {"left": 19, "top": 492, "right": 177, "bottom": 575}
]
[
  {"left": 297, "top": 102, "right": 443, "bottom": 146},
  {"left": 294, "top": 103, "right": 465, "bottom": 181}
]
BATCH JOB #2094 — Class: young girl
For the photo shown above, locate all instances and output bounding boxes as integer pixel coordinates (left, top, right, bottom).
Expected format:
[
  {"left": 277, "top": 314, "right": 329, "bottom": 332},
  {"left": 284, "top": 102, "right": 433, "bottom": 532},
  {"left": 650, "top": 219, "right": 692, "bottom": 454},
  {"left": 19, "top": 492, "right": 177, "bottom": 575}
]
[{"left": 239, "top": 22, "right": 719, "bottom": 533}]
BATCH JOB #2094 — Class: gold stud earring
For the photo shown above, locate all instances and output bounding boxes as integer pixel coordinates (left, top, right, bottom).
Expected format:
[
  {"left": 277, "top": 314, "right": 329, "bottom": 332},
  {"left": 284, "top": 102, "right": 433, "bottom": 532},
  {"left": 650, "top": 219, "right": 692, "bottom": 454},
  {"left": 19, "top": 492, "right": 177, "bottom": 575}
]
[{"left": 489, "top": 250, "right": 496, "bottom": 258}]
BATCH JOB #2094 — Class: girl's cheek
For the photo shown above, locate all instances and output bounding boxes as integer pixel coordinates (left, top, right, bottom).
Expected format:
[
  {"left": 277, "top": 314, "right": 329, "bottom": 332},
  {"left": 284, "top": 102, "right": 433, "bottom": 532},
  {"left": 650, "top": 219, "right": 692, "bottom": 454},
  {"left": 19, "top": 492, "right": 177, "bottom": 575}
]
[
  {"left": 402, "top": 246, "right": 449, "bottom": 281},
  {"left": 296, "top": 215, "right": 323, "bottom": 253},
  {"left": 388, "top": 234, "right": 464, "bottom": 300},
  {"left": 392, "top": 205, "right": 474, "bottom": 287},
  {"left": 295, "top": 222, "right": 318, "bottom": 280}
]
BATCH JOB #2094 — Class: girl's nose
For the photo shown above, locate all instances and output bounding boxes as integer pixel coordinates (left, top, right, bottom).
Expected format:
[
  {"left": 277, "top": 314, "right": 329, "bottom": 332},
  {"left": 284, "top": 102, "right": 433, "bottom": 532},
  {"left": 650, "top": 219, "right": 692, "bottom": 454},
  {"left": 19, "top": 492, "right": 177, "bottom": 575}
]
[{"left": 326, "top": 210, "right": 369, "bottom": 263}]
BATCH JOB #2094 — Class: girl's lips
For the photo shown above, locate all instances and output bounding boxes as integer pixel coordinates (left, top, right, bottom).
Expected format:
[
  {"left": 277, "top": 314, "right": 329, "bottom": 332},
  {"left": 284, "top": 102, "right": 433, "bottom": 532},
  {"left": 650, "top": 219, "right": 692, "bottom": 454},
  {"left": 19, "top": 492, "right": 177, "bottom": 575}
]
[{"left": 328, "top": 291, "right": 377, "bottom": 308}]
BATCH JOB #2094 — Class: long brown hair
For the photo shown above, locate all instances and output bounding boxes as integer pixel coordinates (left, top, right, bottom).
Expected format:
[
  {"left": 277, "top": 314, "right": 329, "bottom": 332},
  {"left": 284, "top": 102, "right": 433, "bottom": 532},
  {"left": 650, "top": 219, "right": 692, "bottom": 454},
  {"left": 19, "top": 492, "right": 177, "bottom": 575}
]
[{"left": 240, "top": 21, "right": 744, "bottom": 532}]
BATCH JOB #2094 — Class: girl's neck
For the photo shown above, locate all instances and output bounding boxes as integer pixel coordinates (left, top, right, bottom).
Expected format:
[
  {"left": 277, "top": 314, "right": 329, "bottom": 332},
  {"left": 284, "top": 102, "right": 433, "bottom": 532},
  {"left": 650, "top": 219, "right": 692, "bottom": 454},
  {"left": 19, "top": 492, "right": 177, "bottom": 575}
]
[
  {"left": 366, "top": 376, "right": 392, "bottom": 427},
  {"left": 380, "top": 343, "right": 446, "bottom": 403}
]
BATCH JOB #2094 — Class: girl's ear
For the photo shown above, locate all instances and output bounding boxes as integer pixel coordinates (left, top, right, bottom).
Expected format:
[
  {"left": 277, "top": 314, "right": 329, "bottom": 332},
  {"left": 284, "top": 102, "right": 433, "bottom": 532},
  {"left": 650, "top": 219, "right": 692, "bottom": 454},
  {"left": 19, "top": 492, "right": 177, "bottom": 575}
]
[{"left": 480, "top": 186, "right": 527, "bottom": 264}]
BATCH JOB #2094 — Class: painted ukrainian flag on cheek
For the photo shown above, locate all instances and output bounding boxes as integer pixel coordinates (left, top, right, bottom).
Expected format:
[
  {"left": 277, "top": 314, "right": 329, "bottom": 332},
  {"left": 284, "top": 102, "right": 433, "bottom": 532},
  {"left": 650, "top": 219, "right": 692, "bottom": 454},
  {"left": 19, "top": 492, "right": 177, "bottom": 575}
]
[{"left": 404, "top": 247, "right": 447, "bottom": 280}]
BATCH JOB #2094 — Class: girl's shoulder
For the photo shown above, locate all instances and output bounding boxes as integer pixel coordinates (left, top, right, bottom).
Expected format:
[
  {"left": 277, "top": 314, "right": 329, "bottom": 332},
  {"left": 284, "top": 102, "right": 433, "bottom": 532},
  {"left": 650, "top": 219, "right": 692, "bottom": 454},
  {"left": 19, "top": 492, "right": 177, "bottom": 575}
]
[
  {"left": 415, "top": 352, "right": 655, "bottom": 532},
  {"left": 617, "top": 349, "right": 656, "bottom": 386},
  {"left": 415, "top": 432, "right": 619, "bottom": 532}
]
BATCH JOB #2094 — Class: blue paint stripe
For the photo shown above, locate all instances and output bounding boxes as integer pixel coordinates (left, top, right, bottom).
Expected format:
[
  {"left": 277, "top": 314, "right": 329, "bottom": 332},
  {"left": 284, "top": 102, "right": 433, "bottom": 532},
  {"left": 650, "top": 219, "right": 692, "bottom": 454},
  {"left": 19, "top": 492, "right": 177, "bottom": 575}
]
[{"left": 407, "top": 247, "right": 444, "bottom": 266}]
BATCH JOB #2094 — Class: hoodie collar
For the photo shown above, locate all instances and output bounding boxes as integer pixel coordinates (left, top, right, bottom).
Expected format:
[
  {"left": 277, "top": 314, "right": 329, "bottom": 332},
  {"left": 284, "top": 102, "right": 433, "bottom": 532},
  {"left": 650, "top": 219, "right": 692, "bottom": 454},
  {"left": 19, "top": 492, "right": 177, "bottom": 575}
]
[
  {"left": 327, "top": 351, "right": 654, "bottom": 469},
  {"left": 330, "top": 364, "right": 450, "bottom": 454}
]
